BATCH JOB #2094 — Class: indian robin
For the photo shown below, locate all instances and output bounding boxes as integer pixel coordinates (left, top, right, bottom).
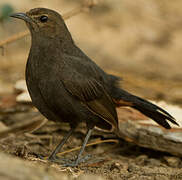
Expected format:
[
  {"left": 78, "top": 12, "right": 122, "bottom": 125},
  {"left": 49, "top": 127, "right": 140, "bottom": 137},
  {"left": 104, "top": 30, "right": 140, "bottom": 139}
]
[{"left": 11, "top": 8, "right": 179, "bottom": 166}]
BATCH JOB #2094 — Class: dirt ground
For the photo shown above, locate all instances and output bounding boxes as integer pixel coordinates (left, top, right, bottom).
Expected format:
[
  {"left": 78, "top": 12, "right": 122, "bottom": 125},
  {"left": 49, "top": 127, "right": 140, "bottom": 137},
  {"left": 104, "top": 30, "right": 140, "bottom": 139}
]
[{"left": 0, "top": 0, "right": 182, "bottom": 179}]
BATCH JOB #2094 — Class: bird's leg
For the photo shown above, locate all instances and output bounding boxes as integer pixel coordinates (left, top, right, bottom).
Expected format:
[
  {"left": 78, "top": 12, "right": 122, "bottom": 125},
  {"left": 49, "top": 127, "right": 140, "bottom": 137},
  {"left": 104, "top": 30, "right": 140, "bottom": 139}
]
[
  {"left": 63, "top": 128, "right": 93, "bottom": 167},
  {"left": 48, "top": 126, "right": 75, "bottom": 162}
]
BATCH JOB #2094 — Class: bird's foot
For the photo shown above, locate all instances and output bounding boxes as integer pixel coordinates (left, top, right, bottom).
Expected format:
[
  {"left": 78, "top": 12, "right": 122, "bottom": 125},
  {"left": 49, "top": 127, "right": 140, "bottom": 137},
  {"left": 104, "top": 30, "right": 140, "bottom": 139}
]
[
  {"left": 34, "top": 154, "right": 65, "bottom": 163},
  {"left": 62, "top": 154, "right": 92, "bottom": 167},
  {"left": 47, "top": 154, "right": 69, "bottom": 163},
  {"left": 44, "top": 154, "right": 91, "bottom": 167}
]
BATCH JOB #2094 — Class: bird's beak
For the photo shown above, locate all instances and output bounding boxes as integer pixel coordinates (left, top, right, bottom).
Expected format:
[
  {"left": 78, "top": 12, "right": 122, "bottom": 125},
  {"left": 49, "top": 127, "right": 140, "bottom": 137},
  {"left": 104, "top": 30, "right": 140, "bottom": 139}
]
[{"left": 10, "top": 13, "right": 32, "bottom": 23}]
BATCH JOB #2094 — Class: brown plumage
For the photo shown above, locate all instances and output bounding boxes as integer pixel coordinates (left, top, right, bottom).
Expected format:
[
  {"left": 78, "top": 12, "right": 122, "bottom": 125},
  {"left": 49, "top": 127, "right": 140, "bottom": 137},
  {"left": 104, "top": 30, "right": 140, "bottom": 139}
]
[{"left": 11, "top": 8, "right": 179, "bottom": 167}]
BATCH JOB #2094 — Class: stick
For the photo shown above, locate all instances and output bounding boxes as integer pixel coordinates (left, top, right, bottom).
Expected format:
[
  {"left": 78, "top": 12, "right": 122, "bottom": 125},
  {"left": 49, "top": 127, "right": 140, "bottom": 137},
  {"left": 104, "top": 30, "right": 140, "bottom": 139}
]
[{"left": 57, "top": 139, "right": 119, "bottom": 156}]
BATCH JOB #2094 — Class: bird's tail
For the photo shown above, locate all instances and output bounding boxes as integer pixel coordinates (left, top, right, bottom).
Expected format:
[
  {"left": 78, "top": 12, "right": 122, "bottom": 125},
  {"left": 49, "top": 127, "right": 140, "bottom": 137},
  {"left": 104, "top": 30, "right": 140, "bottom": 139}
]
[{"left": 115, "top": 89, "right": 179, "bottom": 129}]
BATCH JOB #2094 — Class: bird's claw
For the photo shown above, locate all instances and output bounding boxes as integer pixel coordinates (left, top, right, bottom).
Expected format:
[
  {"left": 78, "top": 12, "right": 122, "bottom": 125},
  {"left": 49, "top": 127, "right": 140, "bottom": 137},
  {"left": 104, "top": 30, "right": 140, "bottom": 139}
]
[
  {"left": 62, "top": 154, "right": 92, "bottom": 167},
  {"left": 48, "top": 155, "right": 69, "bottom": 163}
]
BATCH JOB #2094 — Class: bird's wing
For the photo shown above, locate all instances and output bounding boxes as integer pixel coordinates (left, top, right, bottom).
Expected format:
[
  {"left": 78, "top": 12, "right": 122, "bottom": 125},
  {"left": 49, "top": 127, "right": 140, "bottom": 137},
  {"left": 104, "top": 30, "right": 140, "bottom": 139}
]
[{"left": 61, "top": 70, "right": 118, "bottom": 129}]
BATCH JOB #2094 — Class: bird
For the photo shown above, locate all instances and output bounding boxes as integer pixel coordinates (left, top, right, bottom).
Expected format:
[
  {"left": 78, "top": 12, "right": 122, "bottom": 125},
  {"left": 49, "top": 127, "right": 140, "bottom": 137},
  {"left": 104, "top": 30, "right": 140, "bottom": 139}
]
[{"left": 10, "top": 8, "right": 179, "bottom": 167}]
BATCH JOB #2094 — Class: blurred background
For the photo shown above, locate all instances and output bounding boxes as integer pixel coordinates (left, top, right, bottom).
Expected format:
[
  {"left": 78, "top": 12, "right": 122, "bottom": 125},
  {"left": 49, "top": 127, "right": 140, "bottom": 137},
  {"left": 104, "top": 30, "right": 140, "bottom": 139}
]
[{"left": 1, "top": 0, "right": 182, "bottom": 105}]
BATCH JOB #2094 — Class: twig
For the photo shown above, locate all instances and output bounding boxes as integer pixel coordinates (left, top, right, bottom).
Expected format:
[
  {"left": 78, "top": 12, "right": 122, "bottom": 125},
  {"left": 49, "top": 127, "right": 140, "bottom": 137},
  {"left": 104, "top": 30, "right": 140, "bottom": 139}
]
[
  {"left": 57, "top": 139, "right": 119, "bottom": 156},
  {"left": 0, "top": 30, "right": 29, "bottom": 48},
  {"left": 0, "top": 1, "right": 98, "bottom": 48}
]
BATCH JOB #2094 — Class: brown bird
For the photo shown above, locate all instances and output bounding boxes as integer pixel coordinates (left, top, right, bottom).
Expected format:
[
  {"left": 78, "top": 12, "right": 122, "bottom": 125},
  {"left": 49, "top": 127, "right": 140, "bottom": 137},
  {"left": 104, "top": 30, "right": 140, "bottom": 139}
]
[{"left": 11, "top": 8, "right": 179, "bottom": 167}]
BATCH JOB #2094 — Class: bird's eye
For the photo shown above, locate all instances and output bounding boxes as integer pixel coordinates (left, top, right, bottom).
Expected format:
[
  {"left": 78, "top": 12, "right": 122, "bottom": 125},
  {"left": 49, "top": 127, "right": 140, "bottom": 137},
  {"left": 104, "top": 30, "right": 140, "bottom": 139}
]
[{"left": 39, "top": 15, "right": 48, "bottom": 23}]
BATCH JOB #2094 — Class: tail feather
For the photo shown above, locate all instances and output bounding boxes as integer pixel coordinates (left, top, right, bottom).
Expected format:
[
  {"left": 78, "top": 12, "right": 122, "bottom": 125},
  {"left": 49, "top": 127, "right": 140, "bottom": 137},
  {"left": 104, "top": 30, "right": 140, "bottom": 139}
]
[
  {"left": 133, "top": 104, "right": 176, "bottom": 129},
  {"left": 116, "top": 89, "right": 179, "bottom": 129},
  {"left": 135, "top": 96, "right": 175, "bottom": 119}
]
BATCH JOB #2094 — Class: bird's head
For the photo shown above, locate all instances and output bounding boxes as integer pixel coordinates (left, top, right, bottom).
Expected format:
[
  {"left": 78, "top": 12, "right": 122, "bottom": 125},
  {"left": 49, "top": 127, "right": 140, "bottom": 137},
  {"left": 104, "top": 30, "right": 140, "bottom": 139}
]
[{"left": 10, "top": 8, "right": 72, "bottom": 39}]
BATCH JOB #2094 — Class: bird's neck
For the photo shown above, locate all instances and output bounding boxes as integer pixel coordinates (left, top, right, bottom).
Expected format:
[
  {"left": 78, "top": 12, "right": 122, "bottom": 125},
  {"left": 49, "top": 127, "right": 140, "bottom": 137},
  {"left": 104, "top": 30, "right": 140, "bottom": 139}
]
[
  {"left": 31, "top": 31, "right": 75, "bottom": 53},
  {"left": 30, "top": 32, "right": 88, "bottom": 60}
]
